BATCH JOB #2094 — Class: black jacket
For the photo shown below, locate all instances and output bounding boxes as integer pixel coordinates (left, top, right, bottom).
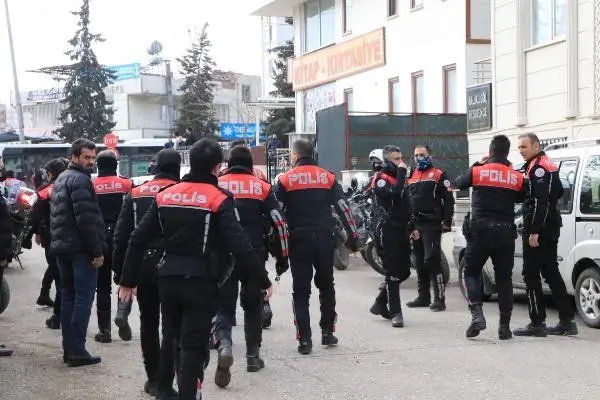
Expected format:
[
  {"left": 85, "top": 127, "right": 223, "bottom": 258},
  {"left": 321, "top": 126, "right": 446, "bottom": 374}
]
[
  {"left": 93, "top": 174, "right": 133, "bottom": 227},
  {"left": 27, "top": 182, "right": 54, "bottom": 248},
  {"left": 0, "top": 196, "right": 11, "bottom": 261},
  {"left": 521, "top": 152, "right": 563, "bottom": 235},
  {"left": 114, "top": 174, "right": 178, "bottom": 287},
  {"left": 274, "top": 158, "right": 357, "bottom": 239},
  {"left": 218, "top": 166, "right": 288, "bottom": 259},
  {"left": 406, "top": 165, "right": 455, "bottom": 226},
  {"left": 370, "top": 167, "right": 414, "bottom": 228},
  {"left": 454, "top": 157, "right": 526, "bottom": 224},
  {"left": 50, "top": 163, "right": 107, "bottom": 258},
  {"left": 121, "top": 173, "right": 271, "bottom": 289}
]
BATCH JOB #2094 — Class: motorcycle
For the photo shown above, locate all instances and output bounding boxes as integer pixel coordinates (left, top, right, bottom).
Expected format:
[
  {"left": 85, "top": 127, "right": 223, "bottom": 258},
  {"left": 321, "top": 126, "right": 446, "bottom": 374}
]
[{"left": 4, "top": 186, "right": 35, "bottom": 269}]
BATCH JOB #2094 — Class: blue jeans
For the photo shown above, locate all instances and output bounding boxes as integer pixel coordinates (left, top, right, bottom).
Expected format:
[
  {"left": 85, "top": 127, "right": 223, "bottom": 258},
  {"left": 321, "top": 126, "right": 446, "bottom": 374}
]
[{"left": 57, "top": 254, "right": 98, "bottom": 358}]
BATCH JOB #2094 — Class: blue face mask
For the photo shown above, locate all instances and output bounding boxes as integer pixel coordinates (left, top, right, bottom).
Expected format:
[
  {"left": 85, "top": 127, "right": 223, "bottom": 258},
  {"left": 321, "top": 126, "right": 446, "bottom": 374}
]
[{"left": 415, "top": 155, "right": 432, "bottom": 171}]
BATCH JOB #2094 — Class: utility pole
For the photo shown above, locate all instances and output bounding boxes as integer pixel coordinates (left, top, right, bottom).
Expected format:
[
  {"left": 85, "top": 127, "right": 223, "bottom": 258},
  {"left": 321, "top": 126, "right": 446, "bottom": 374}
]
[
  {"left": 4, "top": 0, "right": 25, "bottom": 143},
  {"left": 165, "top": 60, "right": 174, "bottom": 138}
]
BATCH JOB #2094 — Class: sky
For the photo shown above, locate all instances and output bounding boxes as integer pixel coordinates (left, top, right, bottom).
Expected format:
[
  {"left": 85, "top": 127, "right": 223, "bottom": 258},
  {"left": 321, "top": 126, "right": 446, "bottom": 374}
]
[{"left": 0, "top": 0, "right": 267, "bottom": 104}]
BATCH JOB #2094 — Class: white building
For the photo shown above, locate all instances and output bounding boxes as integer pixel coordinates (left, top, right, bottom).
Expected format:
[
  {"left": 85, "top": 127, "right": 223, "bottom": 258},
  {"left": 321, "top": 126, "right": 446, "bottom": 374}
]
[
  {"left": 469, "top": 0, "right": 596, "bottom": 162},
  {"left": 261, "top": 16, "right": 295, "bottom": 97},
  {"left": 252, "top": 0, "right": 492, "bottom": 134},
  {"left": 8, "top": 68, "right": 262, "bottom": 140}
]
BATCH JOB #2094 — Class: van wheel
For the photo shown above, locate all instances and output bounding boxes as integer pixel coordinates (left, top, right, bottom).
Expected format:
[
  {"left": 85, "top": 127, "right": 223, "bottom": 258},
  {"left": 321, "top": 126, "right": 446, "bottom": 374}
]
[
  {"left": 457, "top": 257, "right": 491, "bottom": 302},
  {"left": 575, "top": 268, "right": 600, "bottom": 328}
]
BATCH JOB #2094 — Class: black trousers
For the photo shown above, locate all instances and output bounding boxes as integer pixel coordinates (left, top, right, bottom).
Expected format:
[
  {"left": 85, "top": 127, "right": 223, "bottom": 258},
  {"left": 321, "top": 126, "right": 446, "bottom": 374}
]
[
  {"left": 289, "top": 230, "right": 336, "bottom": 341},
  {"left": 412, "top": 224, "right": 443, "bottom": 300},
  {"left": 158, "top": 276, "right": 217, "bottom": 400},
  {"left": 44, "top": 247, "right": 61, "bottom": 318},
  {"left": 96, "top": 242, "right": 112, "bottom": 329},
  {"left": 214, "top": 264, "right": 264, "bottom": 351},
  {"left": 522, "top": 233, "right": 574, "bottom": 323},
  {"left": 463, "top": 222, "right": 515, "bottom": 315}
]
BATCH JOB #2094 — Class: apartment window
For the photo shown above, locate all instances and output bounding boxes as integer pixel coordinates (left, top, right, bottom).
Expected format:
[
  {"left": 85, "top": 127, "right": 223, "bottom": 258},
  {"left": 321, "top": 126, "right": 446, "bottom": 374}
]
[
  {"left": 412, "top": 72, "right": 425, "bottom": 113},
  {"left": 532, "top": 0, "right": 566, "bottom": 46},
  {"left": 344, "top": 88, "right": 354, "bottom": 111},
  {"left": 411, "top": 0, "right": 423, "bottom": 8},
  {"left": 388, "top": 78, "right": 400, "bottom": 113},
  {"left": 342, "top": 0, "right": 352, "bottom": 33},
  {"left": 443, "top": 65, "right": 458, "bottom": 113},
  {"left": 387, "top": 0, "right": 397, "bottom": 17},
  {"left": 242, "top": 85, "right": 251, "bottom": 103},
  {"left": 304, "top": 0, "right": 335, "bottom": 53}
]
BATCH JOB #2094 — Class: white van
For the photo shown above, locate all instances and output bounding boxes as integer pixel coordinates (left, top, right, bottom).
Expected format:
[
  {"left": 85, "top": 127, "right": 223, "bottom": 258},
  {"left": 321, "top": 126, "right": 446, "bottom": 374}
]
[{"left": 453, "top": 139, "right": 600, "bottom": 328}]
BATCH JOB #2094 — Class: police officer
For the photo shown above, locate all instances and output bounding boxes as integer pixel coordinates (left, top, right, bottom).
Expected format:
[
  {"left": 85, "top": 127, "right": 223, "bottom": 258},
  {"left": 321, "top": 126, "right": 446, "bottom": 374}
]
[
  {"left": 28, "top": 158, "right": 68, "bottom": 329},
  {"left": 113, "top": 149, "right": 181, "bottom": 397},
  {"left": 454, "top": 135, "right": 526, "bottom": 340},
  {"left": 275, "top": 139, "right": 358, "bottom": 355},
  {"left": 406, "top": 145, "right": 455, "bottom": 311},
  {"left": 121, "top": 137, "right": 273, "bottom": 400},
  {"left": 214, "top": 145, "right": 289, "bottom": 386},
  {"left": 92, "top": 150, "right": 133, "bottom": 343},
  {"left": 513, "top": 133, "right": 578, "bottom": 336},
  {"left": 368, "top": 145, "right": 418, "bottom": 328}
]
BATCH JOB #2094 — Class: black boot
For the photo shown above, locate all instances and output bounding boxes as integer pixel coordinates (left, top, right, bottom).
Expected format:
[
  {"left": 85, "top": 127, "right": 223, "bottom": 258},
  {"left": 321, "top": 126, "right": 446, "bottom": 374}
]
[
  {"left": 297, "top": 338, "right": 312, "bottom": 355},
  {"left": 246, "top": 344, "right": 265, "bottom": 372},
  {"left": 387, "top": 280, "right": 404, "bottom": 328},
  {"left": 370, "top": 284, "right": 392, "bottom": 319},
  {"left": 546, "top": 320, "right": 578, "bottom": 336},
  {"left": 144, "top": 380, "right": 158, "bottom": 396},
  {"left": 406, "top": 297, "right": 430, "bottom": 308},
  {"left": 321, "top": 330, "right": 339, "bottom": 346},
  {"left": 262, "top": 300, "right": 273, "bottom": 329},
  {"left": 94, "top": 311, "right": 112, "bottom": 343},
  {"left": 114, "top": 299, "right": 132, "bottom": 341},
  {"left": 429, "top": 274, "right": 446, "bottom": 312},
  {"left": 214, "top": 338, "right": 233, "bottom": 388},
  {"left": 67, "top": 352, "right": 101, "bottom": 367},
  {"left": 45, "top": 314, "right": 60, "bottom": 330},
  {"left": 513, "top": 322, "right": 547, "bottom": 337},
  {"left": 155, "top": 388, "right": 179, "bottom": 400},
  {"left": 466, "top": 304, "right": 486, "bottom": 338},
  {"left": 498, "top": 312, "right": 512, "bottom": 340},
  {"left": 36, "top": 293, "right": 54, "bottom": 308}
]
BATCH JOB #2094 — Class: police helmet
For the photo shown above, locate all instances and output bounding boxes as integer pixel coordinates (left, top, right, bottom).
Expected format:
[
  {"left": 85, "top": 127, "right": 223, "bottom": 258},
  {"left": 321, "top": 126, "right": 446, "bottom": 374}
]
[{"left": 369, "top": 149, "right": 384, "bottom": 171}]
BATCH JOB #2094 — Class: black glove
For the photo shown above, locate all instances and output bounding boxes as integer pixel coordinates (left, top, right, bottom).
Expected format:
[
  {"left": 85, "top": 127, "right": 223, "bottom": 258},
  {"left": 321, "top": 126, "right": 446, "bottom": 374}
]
[
  {"left": 275, "top": 257, "right": 289, "bottom": 277},
  {"left": 346, "top": 235, "right": 359, "bottom": 252},
  {"left": 441, "top": 222, "right": 452, "bottom": 233}
]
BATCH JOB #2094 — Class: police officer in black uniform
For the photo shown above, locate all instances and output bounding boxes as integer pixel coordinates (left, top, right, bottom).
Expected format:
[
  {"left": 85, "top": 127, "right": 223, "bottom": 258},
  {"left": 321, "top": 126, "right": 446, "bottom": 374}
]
[
  {"left": 113, "top": 149, "right": 181, "bottom": 397},
  {"left": 122, "top": 138, "right": 273, "bottom": 400},
  {"left": 368, "top": 145, "right": 418, "bottom": 328},
  {"left": 28, "top": 158, "right": 68, "bottom": 329},
  {"left": 92, "top": 150, "right": 133, "bottom": 343},
  {"left": 214, "top": 145, "right": 289, "bottom": 387},
  {"left": 275, "top": 139, "right": 358, "bottom": 355},
  {"left": 406, "top": 145, "right": 455, "bottom": 311},
  {"left": 454, "top": 135, "right": 526, "bottom": 340},
  {"left": 513, "top": 133, "right": 578, "bottom": 337}
]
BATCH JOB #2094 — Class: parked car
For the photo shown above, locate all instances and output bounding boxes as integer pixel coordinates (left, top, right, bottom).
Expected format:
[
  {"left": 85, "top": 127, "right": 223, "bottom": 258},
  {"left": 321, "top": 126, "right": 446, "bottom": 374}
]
[{"left": 452, "top": 139, "right": 600, "bottom": 328}]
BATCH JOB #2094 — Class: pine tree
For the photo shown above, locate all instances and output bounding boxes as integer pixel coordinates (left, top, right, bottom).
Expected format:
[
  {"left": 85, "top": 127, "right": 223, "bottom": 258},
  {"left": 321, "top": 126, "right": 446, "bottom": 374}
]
[
  {"left": 175, "top": 23, "right": 218, "bottom": 142},
  {"left": 55, "top": 0, "right": 116, "bottom": 143},
  {"left": 265, "top": 17, "right": 295, "bottom": 147}
]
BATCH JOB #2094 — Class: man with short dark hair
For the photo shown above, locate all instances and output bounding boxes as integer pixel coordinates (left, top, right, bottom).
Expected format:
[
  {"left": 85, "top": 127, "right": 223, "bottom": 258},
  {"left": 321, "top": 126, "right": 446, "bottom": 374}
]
[
  {"left": 513, "top": 133, "right": 577, "bottom": 336},
  {"left": 50, "top": 138, "right": 107, "bottom": 367},
  {"left": 122, "top": 137, "right": 273, "bottom": 400},
  {"left": 406, "top": 145, "right": 455, "bottom": 311},
  {"left": 454, "top": 135, "right": 526, "bottom": 340},
  {"left": 275, "top": 139, "right": 358, "bottom": 355},
  {"left": 214, "top": 144, "right": 289, "bottom": 385}
]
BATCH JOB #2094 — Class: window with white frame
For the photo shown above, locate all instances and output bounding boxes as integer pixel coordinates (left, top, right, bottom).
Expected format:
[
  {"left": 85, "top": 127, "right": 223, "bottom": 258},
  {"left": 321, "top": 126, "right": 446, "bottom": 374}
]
[
  {"left": 532, "top": 0, "right": 566, "bottom": 46},
  {"left": 304, "top": 0, "right": 335, "bottom": 53}
]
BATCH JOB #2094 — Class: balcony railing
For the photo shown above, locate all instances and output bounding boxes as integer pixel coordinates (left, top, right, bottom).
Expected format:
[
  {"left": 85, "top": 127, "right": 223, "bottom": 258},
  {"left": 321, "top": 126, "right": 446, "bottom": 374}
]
[{"left": 473, "top": 58, "right": 492, "bottom": 84}]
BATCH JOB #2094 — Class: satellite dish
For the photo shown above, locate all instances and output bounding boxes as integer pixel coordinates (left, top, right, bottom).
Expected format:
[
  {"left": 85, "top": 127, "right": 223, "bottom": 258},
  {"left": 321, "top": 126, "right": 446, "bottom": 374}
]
[{"left": 147, "top": 40, "right": 163, "bottom": 56}]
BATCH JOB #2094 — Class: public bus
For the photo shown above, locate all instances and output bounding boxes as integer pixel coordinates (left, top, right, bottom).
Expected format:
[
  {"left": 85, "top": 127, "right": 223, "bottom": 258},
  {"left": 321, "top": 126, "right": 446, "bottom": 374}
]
[{"left": 0, "top": 138, "right": 166, "bottom": 185}]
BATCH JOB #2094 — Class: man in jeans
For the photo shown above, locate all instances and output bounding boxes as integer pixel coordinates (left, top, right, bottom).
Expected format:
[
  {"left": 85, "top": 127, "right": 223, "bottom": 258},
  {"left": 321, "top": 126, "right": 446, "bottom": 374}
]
[{"left": 50, "top": 139, "right": 107, "bottom": 367}]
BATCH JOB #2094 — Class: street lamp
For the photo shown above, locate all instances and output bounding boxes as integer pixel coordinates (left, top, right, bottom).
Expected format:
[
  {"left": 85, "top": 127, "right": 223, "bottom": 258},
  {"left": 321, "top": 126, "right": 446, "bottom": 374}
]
[
  {"left": 147, "top": 40, "right": 174, "bottom": 138},
  {"left": 3, "top": 0, "right": 25, "bottom": 143}
]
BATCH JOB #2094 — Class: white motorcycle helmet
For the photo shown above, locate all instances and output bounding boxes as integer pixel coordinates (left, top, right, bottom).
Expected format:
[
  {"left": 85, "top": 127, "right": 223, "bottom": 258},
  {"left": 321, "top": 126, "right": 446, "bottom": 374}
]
[{"left": 369, "top": 149, "right": 384, "bottom": 171}]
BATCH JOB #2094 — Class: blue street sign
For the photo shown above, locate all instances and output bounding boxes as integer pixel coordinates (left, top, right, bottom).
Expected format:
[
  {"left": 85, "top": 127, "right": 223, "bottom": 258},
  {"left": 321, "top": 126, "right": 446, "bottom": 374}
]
[
  {"left": 107, "top": 63, "right": 141, "bottom": 82},
  {"left": 220, "top": 123, "right": 266, "bottom": 141}
]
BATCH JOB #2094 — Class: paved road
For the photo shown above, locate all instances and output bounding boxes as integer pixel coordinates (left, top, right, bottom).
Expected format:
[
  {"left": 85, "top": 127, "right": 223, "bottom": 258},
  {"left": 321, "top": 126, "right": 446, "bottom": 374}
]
[{"left": 1, "top": 236, "right": 599, "bottom": 400}]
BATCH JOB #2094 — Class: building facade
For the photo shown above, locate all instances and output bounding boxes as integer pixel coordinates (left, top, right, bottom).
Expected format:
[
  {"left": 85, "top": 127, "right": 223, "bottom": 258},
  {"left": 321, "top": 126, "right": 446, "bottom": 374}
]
[
  {"left": 468, "top": 0, "right": 595, "bottom": 162},
  {"left": 8, "top": 67, "right": 261, "bottom": 140},
  {"left": 261, "top": 16, "right": 295, "bottom": 97},
  {"left": 252, "top": 0, "right": 492, "bottom": 134}
]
